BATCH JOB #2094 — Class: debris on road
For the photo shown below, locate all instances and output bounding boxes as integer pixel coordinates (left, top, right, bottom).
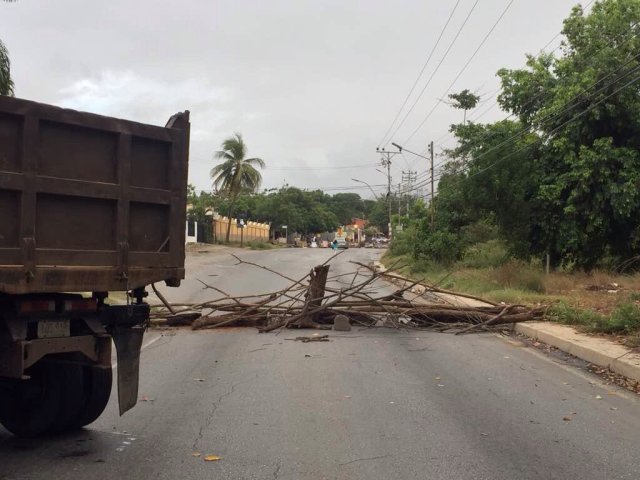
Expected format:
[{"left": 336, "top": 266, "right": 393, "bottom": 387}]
[
  {"left": 286, "top": 335, "right": 330, "bottom": 343},
  {"left": 150, "top": 253, "right": 546, "bottom": 334}
]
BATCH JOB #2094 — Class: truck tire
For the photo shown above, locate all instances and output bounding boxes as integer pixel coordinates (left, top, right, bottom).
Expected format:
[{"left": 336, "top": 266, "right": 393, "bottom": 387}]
[
  {"left": 49, "top": 363, "right": 85, "bottom": 434},
  {"left": 70, "top": 366, "right": 112, "bottom": 429},
  {"left": 0, "top": 361, "right": 82, "bottom": 438}
]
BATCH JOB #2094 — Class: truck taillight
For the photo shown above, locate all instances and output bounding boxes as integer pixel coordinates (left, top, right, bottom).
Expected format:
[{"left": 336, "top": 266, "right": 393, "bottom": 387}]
[
  {"left": 63, "top": 299, "right": 97, "bottom": 312},
  {"left": 17, "top": 300, "right": 56, "bottom": 314}
]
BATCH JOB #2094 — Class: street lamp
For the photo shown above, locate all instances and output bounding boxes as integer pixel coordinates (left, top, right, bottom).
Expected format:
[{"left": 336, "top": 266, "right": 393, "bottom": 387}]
[
  {"left": 391, "top": 142, "right": 430, "bottom": 160},
  {"left": 351, "top": 178, "right": 380, "bottom": 200}
]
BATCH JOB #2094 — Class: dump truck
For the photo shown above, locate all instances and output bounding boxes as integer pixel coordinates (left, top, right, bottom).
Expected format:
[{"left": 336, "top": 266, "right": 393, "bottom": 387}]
[{"left": 0, "top": 96, "right": 190, "bottom": 437}]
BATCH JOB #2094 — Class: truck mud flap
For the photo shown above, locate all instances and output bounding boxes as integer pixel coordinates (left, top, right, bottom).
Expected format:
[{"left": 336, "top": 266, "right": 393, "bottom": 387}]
[{"left": 112, "top": 326, "right": 145, "bottom": 415}]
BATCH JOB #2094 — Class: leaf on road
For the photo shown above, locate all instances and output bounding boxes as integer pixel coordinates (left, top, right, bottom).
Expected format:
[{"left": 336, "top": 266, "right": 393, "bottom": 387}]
[
  {"left": 193, "top": 378, "right": 205, "bottom": 382},
  {"left": 191, "top": 453, "right": 201, "bottom": 457},
  {"left": 204, "top": 455, "right": 222, "bottom": 462},
  {"left": 595, "top": 395, "right": 602, "bottom": 399},
  {"left": 563, "top": 416, "right": 572, "bottom": 422}
]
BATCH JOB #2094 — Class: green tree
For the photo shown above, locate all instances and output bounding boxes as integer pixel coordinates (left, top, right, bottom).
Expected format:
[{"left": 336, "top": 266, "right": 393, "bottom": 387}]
[
  {"left": 327, "top": 193, "right": 364, "bottom": 225},
  {"left": 0, "top": 38, "right": 14, "bottom": 96},
  {"left": 210, "top": 133, "right": 265, "bottom": 242},
  {"left": 448, "top": 89, "right": 480, "bottom": 125},
  {"left": 447, "top": 120, "right": 540, "bottom": 257},
  {"left": 497, "top": 0, "right": 640, "bottom": 268}
]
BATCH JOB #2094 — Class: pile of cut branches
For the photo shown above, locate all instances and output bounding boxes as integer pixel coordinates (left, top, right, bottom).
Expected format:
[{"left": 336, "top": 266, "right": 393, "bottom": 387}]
[{"left": 150, "top": 253, "right": 546, "bottom": 334}]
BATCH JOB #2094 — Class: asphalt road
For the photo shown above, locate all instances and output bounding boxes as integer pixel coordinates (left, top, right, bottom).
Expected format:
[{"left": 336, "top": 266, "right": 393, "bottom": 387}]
[{"left": 1, "top": 247, "right": 640, "bottom": 479}]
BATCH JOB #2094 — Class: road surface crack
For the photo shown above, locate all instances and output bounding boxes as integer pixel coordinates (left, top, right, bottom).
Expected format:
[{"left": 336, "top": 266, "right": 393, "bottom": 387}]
[
  {"left": 273, "top": 461, "right": 281, "bottom": 479},
  {"left": 191, "top": 374, "right": 257, "bottom": 451},
  {"left": 339, "top": 454, "right": 389, "bottom": 466}
]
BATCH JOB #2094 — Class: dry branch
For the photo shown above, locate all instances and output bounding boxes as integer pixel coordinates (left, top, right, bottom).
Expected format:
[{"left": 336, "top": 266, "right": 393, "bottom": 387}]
[{"left": 151, "top": 253, "right": 545, "bottom": 333}]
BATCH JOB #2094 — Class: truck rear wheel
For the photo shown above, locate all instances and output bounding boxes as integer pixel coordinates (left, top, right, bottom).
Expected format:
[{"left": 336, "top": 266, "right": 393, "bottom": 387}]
[
  {"left": 0, "top": 361, "right": 83, "bottom": 438},
  {"left": 70, "top": 366, "right": 113, "bottom": 429}
]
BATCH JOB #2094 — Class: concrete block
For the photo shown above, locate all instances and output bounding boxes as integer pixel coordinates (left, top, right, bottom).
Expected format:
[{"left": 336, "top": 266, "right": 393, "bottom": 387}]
[{"left": 333, "top": 314, "right": 351, "bottom": 332}]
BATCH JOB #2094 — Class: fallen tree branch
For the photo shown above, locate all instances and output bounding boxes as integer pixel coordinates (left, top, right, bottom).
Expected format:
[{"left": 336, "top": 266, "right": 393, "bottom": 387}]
[{"left": 152, "top": 253, "right": 544, "bottom": 333}]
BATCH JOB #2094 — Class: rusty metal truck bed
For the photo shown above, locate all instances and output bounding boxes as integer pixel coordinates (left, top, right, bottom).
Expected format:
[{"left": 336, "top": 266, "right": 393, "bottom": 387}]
[{"left": 0, "top": 96, "right": 190, "bottom": 294}]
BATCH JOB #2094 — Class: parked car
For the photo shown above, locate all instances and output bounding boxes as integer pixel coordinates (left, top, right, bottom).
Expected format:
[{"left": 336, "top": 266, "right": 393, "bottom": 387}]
[{"left": 335, "top": 238, "right": 349, "bottom": 249}]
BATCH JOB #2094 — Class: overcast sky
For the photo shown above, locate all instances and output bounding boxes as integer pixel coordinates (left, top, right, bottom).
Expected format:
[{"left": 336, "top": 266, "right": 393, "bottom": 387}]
[{"left": 2, "top": 0, "right": 589, "bottom": 198}]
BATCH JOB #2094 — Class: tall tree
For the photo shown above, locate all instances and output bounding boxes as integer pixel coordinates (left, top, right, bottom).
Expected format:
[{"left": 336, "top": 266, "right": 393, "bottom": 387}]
[
  {"left": 0, "top": 38, "right": 14, "bottom": 96},
  {"left": 497, "top": 0, "right": 640, "bottom": 268},
  {"left": 210, "top": 133, "right": 265, "bottom": 242}
]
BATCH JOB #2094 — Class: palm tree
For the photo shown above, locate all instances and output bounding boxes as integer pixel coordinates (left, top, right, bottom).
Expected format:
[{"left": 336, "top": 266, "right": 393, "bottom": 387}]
[
  {"left": 210, "top": 133, "right": 265, "bottom": 242},
  {"left": 0, "top": 38, "right": 14, "bottom": 96}
]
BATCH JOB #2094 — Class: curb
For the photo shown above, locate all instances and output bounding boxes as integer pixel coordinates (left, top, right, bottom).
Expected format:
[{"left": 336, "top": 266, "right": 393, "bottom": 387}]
[{"left": 515, "top": 322, "right": 640, "bottom": 383}]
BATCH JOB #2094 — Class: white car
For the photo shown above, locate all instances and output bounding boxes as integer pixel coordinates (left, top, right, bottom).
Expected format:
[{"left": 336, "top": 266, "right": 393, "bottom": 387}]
[{"left": 335, "top": 238, "right": 348, "bottom": 249}]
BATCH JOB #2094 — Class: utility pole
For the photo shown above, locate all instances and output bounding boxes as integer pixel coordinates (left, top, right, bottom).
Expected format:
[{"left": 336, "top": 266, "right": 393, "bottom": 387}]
[
  {"left": 401, "top": 170, "right": 417, "bottom": 214},
  {"left": 376, "top": 148, "right": 399, "bottom": 239},
  {"left": 428, "top": 140, "right": 435, "bottom": 230}
]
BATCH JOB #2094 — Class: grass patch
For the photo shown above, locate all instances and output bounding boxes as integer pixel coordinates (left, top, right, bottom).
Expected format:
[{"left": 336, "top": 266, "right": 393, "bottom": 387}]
[
  {"left": 548, "top": 301, "right": 640, "bottom": 335},
  {"left": 246, "top": 240, "right": 274, "bottom": 250},
  {"left": 491, "top": 260, "right": 545, "bottom": 293}
]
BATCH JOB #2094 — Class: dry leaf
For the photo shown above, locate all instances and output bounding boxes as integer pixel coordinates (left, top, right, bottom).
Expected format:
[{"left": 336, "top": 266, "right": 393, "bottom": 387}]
[
  {"left": 563, "top": 416, "right": 572, "bottom": 422},
  {"left": 204, "top": 455, "right": 222, "bottom": 462},
  {"left": 191, "top": 453, "right": 201, "bottom": 457}
]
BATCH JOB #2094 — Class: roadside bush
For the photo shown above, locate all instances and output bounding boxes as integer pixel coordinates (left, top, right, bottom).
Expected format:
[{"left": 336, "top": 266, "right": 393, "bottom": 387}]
[
  {"left": 414, "top": 230, "right": 462, "bottom": 266},
  {"left": 492, "top": 260, "right": 545, "bottom": 292},
  {"left": 389, "top": 226, "right": 416, "bottom": 257},
  {"left": 603, "top": 303, "right": 640, "bottom": 334},
  {"left": 459, "top": 239, "right": 509, "bottom": 269},
  {"left": 459, "top": 220, "right": 499, "bottom": 247},
  {"left": 408, "top": 257, "right": 439, "bottom": 275}
]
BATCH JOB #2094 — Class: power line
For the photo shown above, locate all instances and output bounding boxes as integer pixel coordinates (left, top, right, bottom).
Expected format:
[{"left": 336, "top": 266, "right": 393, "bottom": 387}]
[
  {"left": 431, "top": 17, "right": 640, "bottom": 156},
  {"left": 377, "top": 0, "right": 463, "bottom": 148},
  {"left": 430, "top": 0, "right": 600, "bottom": 149},
  {"left": 400, "top": 65, "right": 640, "bottom": 197},
  {"left": 267, "top": 162, "right": 379, "bottom": 171},
  {"left": 383, "top": 0, "right": 481, "bottom": 147},
  {"left": 402, "top": 0, "right": 516, "bottom": 146},
  {"left": 433, "top": 71, "right": 640, "bottom": 198}
]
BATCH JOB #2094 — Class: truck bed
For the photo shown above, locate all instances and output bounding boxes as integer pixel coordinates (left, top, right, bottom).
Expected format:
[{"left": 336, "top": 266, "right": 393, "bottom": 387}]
[{"left": 0, "top": 96, "right": 190, "bottom": 294}]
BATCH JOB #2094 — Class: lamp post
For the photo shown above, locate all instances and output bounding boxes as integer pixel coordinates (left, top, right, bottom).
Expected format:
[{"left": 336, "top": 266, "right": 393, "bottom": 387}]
[{"left": 351, "top": 178, "right": 380, "bottom": 200}]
